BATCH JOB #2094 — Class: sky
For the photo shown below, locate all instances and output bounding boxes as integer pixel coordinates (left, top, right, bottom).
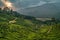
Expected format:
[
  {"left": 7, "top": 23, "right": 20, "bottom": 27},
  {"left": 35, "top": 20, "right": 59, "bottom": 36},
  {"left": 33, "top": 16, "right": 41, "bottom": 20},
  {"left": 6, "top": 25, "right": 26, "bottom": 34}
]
[
  {"left": 9, "top": 0, "right": 59, "bottom": 8},
  {"left": 0, "top": 0, "right": 60, "bottom": 11}
]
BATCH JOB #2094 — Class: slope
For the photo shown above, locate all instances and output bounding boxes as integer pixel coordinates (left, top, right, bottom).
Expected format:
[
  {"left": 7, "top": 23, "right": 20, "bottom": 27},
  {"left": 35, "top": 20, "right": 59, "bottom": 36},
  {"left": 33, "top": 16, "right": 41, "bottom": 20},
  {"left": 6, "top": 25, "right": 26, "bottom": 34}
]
[{"left": 0, "top": 7, "right": 60, "bottom": 40}]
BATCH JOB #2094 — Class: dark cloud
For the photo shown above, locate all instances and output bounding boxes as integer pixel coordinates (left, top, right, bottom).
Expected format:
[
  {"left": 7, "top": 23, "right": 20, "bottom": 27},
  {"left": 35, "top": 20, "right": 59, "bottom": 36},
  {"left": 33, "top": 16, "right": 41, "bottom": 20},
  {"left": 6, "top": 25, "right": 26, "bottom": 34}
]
[
  {"left": 9, "top": 0, "right": 59, "bottom": 8},
  {"left": 9, "top": 0, "right": 60, "bottom": 13},
  {"left": 0, "top": 0, "right": 4, "bottom": 7},
  {"left": 0, "top": 0, "right": 60, "bottom": 13},
  {"left": 0, "top": 0, "right": 60, "bottom": 8}
]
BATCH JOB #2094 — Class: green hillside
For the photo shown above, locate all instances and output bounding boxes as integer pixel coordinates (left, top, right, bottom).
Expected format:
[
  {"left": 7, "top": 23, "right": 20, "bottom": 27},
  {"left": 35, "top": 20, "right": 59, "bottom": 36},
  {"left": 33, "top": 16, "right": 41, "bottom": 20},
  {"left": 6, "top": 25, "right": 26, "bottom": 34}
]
[{"left": 0, "top": 7, "right": 60, "bottom": 40}]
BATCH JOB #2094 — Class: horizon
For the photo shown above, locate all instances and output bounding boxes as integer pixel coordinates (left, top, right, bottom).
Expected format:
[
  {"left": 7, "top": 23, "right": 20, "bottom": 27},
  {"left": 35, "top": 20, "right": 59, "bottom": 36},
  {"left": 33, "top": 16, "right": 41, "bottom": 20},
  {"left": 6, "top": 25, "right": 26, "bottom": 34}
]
[{"left": 0, "top": 0, "right": 60, "bottom": 19}]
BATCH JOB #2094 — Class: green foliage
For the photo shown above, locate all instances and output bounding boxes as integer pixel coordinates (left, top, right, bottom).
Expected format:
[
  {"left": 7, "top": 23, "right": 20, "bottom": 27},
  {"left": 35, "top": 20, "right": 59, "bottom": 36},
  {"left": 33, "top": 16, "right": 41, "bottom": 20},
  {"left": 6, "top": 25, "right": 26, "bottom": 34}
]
[{"left": 0, "top": 8, "right": 60, "bottom": 40}]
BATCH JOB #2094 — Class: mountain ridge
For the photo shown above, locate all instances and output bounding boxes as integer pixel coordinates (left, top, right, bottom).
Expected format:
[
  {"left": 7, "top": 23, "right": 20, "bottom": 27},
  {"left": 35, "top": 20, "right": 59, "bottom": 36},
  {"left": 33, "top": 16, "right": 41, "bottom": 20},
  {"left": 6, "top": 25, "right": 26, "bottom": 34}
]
[{"left": 21, "top": 3, "right": 60, "bottom": 19}]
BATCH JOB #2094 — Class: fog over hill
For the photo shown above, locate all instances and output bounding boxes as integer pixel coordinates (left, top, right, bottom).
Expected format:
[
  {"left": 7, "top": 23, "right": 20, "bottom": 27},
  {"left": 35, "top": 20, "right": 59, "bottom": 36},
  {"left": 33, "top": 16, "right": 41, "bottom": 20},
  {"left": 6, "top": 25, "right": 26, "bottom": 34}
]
[
  {"left": 20, "top": 3, "right": 60, "bottom": 19},
  {"left": 0, "top": 0, "right": 60, "bottom": 19}
]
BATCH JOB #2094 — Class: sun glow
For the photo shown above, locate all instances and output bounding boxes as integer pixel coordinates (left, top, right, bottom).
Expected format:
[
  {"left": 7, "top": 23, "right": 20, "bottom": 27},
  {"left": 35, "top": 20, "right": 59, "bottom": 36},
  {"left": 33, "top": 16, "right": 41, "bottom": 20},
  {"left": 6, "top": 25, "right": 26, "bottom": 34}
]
[
  {"left": 5, "top": 1, "right": 12, "bottom": 8},
  {"left": 1, "top": 0, "right": 15, "bottom": 10}
]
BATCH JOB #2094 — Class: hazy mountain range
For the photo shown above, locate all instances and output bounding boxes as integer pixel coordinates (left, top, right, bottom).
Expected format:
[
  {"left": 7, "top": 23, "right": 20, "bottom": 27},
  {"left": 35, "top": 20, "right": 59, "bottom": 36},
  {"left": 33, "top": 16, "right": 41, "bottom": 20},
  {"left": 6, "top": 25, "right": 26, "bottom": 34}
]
[
  {"left": 20, "top": 3, "right": 60, "bottom": 19},
  {"left": 0, "top": 0, "right": 60, "bottom": 19}
]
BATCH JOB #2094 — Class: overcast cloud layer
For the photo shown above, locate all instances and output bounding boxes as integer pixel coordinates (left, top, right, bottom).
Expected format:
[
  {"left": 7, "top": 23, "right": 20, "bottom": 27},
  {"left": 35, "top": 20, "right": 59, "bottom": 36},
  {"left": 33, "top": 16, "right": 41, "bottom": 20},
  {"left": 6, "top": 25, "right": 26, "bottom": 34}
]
[
  {"left": 10, "top": 0, "right": 59, "bottom": 8},
  {"left": 0, "top": 0, "right": 60, "bottom": 11}
]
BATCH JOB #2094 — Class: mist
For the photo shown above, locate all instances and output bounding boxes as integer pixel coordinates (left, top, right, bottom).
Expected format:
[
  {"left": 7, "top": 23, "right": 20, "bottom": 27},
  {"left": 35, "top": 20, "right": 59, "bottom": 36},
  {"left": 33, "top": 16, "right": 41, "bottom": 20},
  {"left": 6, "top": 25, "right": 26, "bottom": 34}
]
[
  {"left": 0, "top": 0, "right": 60, "bottom": 10},
  {"left": 0, "top": 0, "right": 60, "bottom": 19}
]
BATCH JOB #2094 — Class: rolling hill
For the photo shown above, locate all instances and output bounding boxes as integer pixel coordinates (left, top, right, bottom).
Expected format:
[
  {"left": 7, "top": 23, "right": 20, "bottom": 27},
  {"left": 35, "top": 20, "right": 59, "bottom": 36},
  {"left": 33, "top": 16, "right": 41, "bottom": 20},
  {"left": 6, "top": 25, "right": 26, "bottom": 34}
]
[{"left": 0, "top": 7, "right": 60, "bottom": 40}]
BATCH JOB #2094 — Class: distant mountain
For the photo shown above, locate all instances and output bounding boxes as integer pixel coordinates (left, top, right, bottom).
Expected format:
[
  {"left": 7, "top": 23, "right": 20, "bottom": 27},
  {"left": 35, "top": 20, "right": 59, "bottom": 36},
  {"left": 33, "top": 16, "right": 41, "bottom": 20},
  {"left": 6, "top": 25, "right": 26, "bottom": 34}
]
[{"left": 21, "top": 3, "right": 60, "bottom": 19}]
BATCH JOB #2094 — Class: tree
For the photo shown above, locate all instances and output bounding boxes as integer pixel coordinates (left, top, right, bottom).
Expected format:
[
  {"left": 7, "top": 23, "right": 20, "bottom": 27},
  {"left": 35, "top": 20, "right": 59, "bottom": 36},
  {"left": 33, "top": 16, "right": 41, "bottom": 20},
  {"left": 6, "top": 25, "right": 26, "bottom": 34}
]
[{"left": 0, "top": 8, "right": 2, "bottom": 13}]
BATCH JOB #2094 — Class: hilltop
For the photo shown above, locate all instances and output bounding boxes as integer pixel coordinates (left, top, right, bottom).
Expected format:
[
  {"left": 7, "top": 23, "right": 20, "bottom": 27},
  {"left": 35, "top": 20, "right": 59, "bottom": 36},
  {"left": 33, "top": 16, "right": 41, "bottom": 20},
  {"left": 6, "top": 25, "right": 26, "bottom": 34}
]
[{"left": 0, "top": 7, "right": 60, "bottom": 40}]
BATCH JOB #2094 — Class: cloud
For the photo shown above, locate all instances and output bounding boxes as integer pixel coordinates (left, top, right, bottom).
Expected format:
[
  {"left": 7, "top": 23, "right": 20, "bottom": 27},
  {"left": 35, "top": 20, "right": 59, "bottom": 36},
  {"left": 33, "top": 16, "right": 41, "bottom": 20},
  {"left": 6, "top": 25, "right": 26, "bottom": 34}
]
[
  {"left": 0, "top": 0, "right": 60, "bottom": 8},
  {"left": 27, "top": 1, "right": 47, "bottom": 8},
  {"left": 0, "top": 0, "right": 4, "bottom": 7},
  {"left": 9, "top": 0, "right": 60, "bottom": 13},
  {"left": 0, "top": 0, "right": 60, "bottom": 12},
  {"left": 14, "top": 0, "right": 58, "bottom": 8}
]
